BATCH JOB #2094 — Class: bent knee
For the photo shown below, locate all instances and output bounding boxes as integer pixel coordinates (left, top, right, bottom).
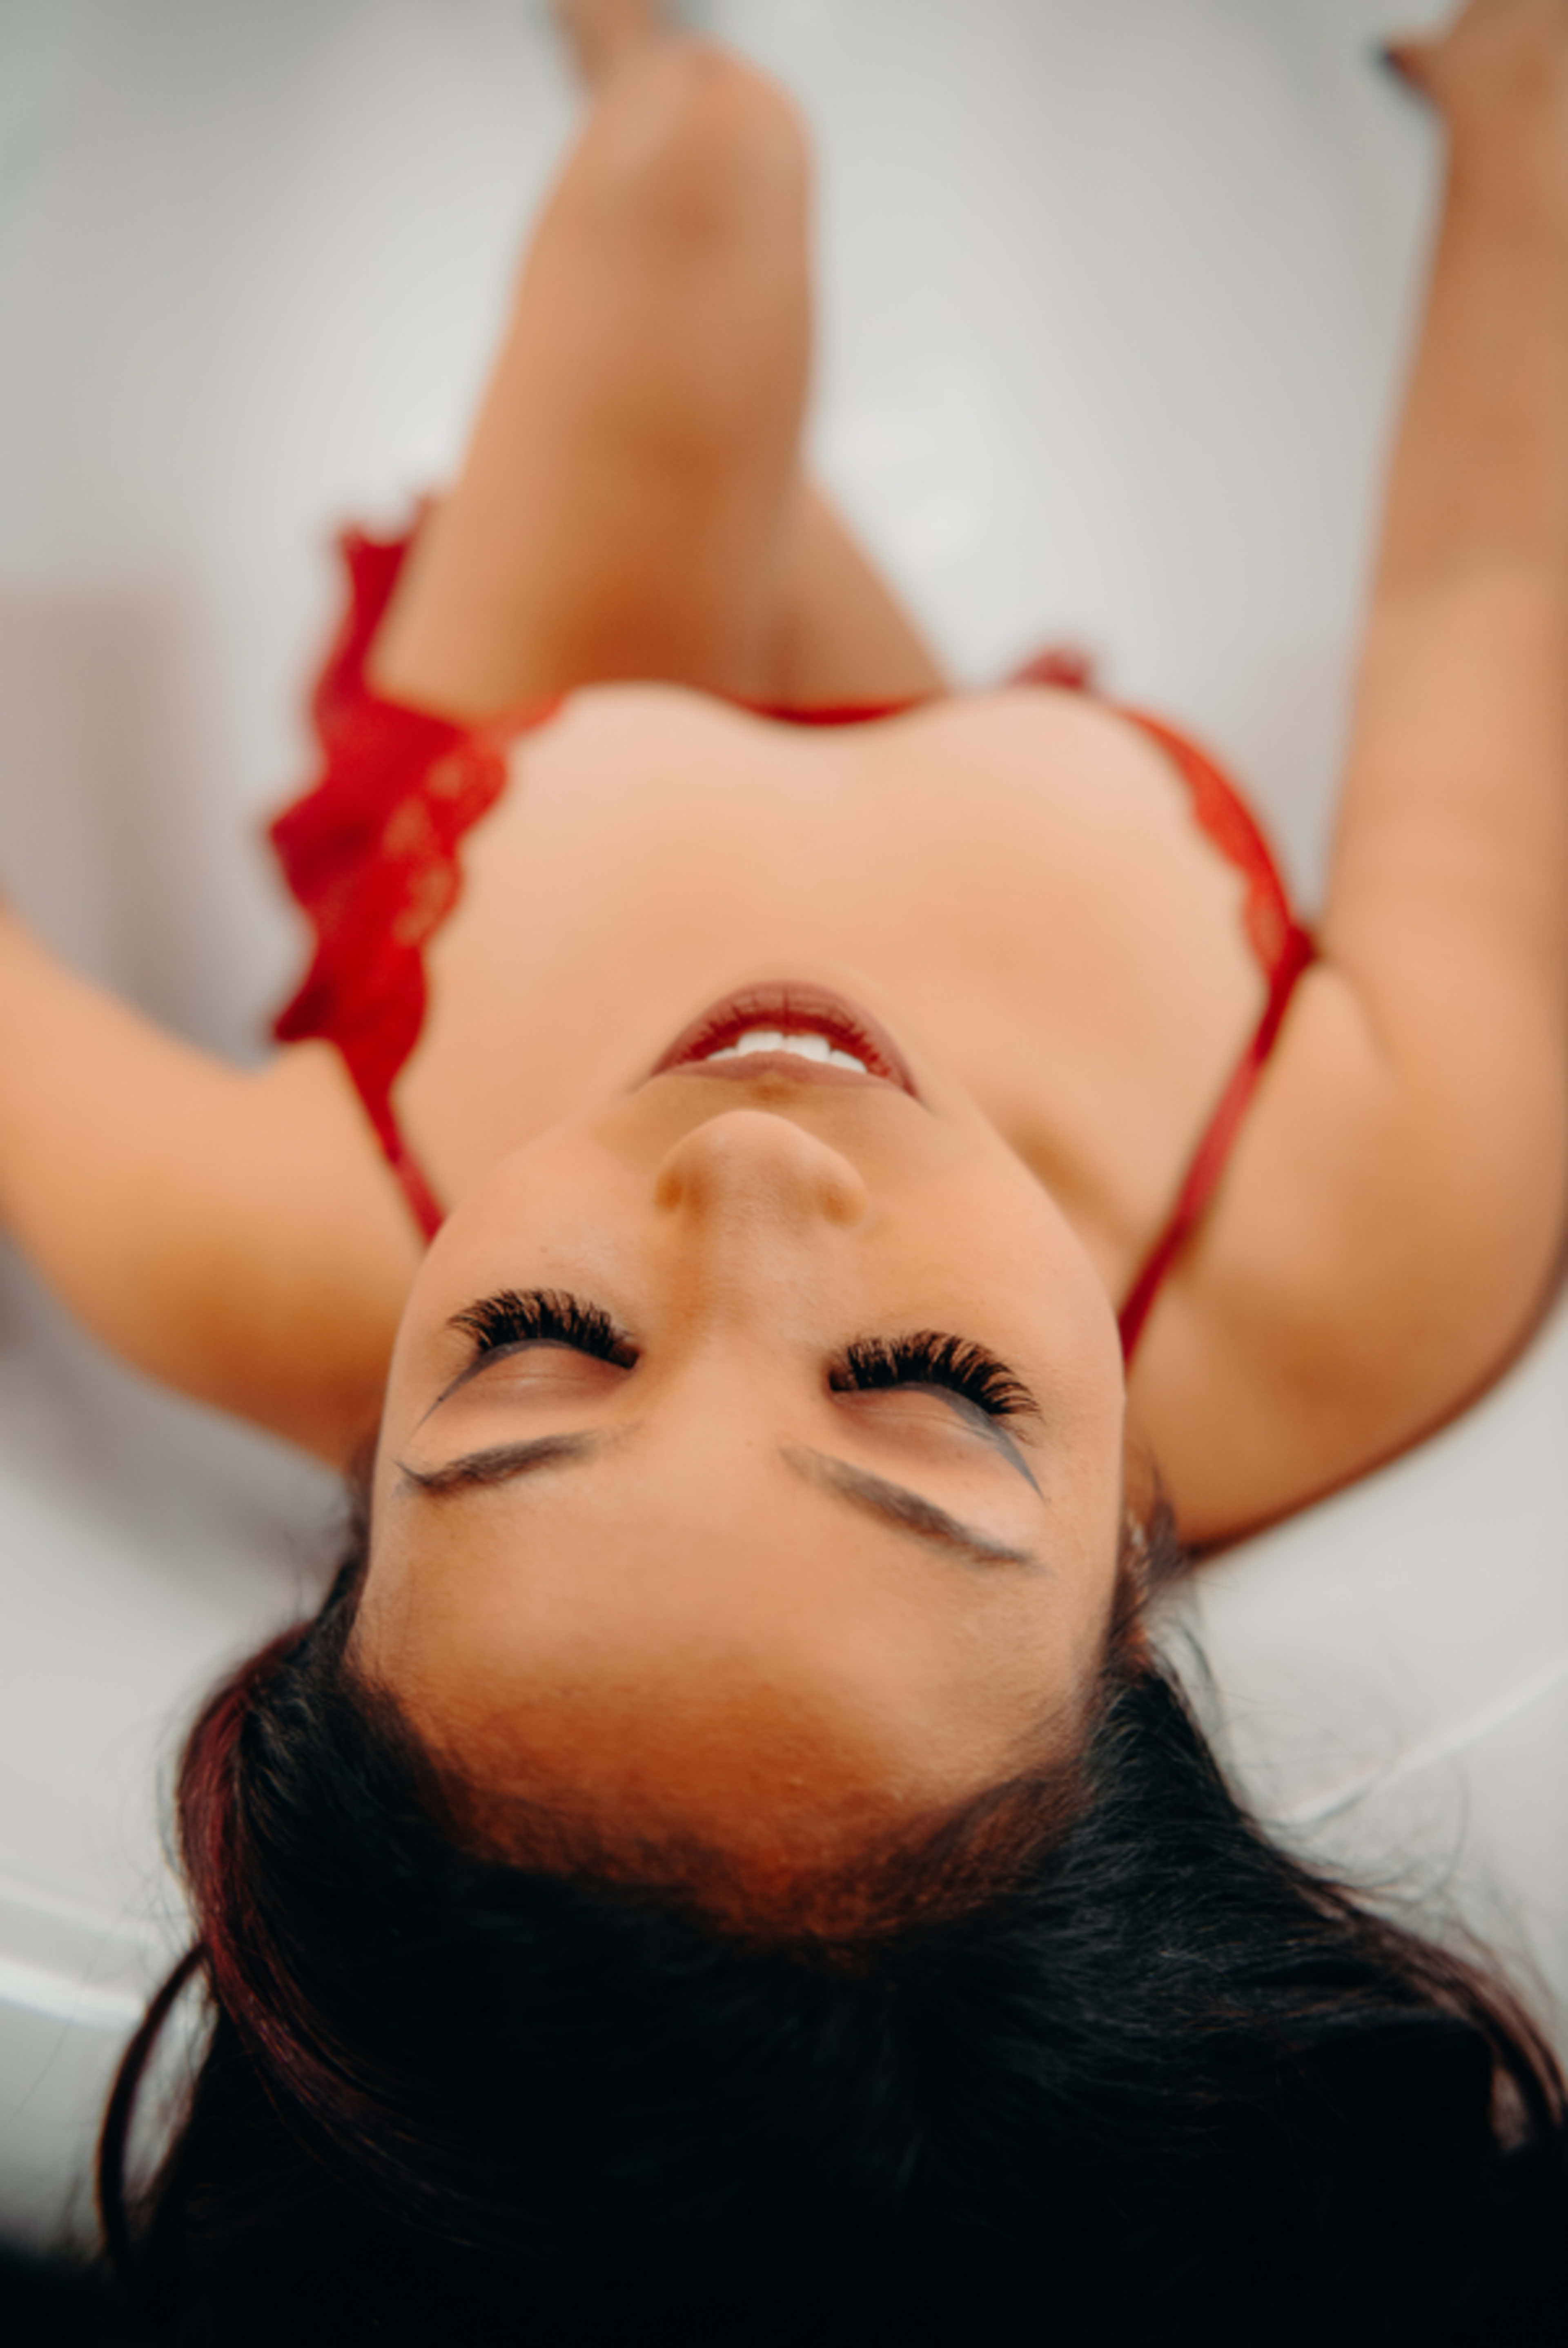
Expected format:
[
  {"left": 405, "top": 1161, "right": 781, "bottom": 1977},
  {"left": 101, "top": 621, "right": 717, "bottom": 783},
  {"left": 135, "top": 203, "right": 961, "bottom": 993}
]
[{"left": 570, "top": 40, "right": 810, "bottom": 256}]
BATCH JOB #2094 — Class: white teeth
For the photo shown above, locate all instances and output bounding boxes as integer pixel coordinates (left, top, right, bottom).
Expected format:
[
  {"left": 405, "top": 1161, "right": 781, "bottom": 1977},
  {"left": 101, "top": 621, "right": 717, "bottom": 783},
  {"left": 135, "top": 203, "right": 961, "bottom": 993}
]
[{"left": 700, "top": 1025, "right": 871, "bottom": 1073}]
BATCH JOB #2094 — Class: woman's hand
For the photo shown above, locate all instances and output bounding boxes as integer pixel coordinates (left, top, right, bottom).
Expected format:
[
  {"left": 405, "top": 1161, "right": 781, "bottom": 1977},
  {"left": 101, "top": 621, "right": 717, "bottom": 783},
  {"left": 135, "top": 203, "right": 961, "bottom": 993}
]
[{"left": 1384, "top": 1, "right": 1568, "bottom": 140}]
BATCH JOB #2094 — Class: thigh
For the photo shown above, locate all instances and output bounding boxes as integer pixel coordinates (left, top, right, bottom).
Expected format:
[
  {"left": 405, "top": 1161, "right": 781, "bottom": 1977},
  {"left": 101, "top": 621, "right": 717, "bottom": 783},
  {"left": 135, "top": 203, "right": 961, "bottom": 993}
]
[
  {"left": 763, "top": 483, "right": 949, "bottom": 706},
  {"left": 369, "top": 42, "right": 814, "bottom": 717}
]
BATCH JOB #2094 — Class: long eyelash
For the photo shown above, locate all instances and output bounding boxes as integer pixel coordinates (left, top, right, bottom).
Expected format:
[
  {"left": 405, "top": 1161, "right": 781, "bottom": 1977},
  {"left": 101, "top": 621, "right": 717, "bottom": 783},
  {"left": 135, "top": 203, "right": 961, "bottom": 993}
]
[
  {"left": 831, "top": 1332, "right": 1036, "bottom": 1420},
  {"left": 451, "top": 1289, "right": 638, "bottom": 1368}
]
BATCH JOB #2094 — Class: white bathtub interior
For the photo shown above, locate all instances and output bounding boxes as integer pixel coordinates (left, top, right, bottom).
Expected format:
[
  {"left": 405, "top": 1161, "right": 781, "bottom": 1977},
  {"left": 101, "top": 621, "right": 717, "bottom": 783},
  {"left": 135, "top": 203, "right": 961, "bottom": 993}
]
[{"left": 1, "top": 0, "right": 1563, "bottom": 2250}]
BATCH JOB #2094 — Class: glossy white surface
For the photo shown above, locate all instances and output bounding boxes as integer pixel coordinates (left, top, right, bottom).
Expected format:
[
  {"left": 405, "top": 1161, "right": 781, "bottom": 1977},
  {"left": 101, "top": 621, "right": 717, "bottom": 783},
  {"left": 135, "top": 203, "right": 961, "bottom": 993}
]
[{"left": 2, "top": 0, "right": 1561, "bottom": 2250}]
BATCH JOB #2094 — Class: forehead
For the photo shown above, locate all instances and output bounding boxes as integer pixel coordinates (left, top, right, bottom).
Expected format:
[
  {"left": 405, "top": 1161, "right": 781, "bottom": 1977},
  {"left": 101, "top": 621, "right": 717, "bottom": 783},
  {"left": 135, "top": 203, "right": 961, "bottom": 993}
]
[{"left": 356, "top": 1426, "right": 1116, "bottom": 1847}]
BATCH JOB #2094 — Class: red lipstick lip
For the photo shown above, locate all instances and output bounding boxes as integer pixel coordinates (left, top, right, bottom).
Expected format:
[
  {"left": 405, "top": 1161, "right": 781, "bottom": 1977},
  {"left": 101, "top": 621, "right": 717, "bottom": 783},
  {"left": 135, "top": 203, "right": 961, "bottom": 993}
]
[{"left": 648, "top": 983, "right": 920, "bottom": 1098}]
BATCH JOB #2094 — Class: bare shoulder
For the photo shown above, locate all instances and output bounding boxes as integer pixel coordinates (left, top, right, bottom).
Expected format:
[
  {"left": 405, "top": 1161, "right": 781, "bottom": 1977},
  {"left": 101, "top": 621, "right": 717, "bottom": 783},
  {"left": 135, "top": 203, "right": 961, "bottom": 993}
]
[{"left": 1128, "top": 956, "right": 1568, "bottom": 1545}]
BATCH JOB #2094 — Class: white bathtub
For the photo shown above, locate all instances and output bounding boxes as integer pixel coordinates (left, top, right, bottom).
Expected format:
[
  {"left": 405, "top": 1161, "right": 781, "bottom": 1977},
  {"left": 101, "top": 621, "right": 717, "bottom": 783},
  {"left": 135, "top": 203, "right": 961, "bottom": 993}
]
[{"left": 2, "top": 0, "right": 1561, "bottom": 2249}]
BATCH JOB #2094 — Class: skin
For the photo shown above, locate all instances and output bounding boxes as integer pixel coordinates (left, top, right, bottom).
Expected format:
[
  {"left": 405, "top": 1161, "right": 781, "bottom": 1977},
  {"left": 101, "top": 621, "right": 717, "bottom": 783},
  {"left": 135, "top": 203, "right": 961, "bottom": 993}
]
[
  {"left": 2, "top": 2, "right": 1568, "bottom": 1851},
  {"left": 356, "top": 1007, "right": 1126, "bottom": 1884}
]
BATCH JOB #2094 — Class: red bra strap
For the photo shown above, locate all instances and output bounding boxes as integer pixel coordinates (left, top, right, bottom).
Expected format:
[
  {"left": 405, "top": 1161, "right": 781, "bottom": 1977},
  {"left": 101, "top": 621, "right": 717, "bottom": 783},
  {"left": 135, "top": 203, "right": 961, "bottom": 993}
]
[
  {"left": 1115, "top": 922, "right": 1314, "bottom": 1360},
  {"left": 1109, "top": 707, "right": 1316, "bottom": 1361}
]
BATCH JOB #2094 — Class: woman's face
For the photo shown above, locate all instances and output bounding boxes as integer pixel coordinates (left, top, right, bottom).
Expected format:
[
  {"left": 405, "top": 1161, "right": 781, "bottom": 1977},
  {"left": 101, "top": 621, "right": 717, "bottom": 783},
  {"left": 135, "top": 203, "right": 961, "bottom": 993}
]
[{"left": 357, "top": 981, "right": 1126, "bottom": 1890}]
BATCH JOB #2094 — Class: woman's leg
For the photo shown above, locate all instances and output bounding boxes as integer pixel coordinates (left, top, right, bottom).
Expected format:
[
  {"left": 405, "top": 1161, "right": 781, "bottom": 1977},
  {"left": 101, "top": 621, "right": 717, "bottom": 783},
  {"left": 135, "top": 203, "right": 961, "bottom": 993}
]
[
  {"left": 764, "top": 483, "right": 948, "bottom": 704},
  {"left": 369, "top": 12, "right": 945, "bottom": 716}
]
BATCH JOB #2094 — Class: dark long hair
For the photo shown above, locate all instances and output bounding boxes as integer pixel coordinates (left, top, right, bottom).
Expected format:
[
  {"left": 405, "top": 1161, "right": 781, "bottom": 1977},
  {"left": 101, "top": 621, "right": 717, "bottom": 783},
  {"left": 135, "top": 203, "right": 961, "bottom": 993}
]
[{"left": 98, "top": 1501, "right": 1565, "bottom": 2346}]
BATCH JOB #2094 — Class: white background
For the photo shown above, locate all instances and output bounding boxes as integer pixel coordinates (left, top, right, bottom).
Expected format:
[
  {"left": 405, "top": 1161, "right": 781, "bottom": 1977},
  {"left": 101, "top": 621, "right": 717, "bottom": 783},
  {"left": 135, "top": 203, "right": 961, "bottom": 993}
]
[{"left": 0, "top": 0, "right": 1562, "bottom": 2251}]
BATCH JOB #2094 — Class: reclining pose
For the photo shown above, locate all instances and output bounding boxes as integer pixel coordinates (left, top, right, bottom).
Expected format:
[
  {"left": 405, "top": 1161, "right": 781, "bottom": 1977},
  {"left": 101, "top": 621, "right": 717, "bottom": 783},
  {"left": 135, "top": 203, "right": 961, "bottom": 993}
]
[{"left": 2, "top": 1, "right": 1564, "bottom": 2338}]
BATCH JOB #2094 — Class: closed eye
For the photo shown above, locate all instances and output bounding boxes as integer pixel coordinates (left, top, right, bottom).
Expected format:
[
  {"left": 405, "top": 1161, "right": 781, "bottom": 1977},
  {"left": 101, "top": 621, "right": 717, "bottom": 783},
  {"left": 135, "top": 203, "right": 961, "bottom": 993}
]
[
  {"left": 409, "top": 1297, "right": 1043, "bottom": 1510},
  {"left": 434, "top": 1291, "right": 1042, "bottom": 1478},
  {"left": 417, "top": 1289, "right": 639, "bottom": 1421},
  {"left": 830, "top": 1330, "right": 1040, "bottom": 1422},
  {"left": 452, "top": 1288, "right": 639, "bottom": 1368}
]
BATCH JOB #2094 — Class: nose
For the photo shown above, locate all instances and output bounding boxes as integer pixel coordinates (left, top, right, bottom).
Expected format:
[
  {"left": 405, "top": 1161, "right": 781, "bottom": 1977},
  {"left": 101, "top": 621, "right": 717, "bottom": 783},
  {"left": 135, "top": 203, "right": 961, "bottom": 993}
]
[{"left": 653, "top": 1108, "right": 871, "bottom": 1235}]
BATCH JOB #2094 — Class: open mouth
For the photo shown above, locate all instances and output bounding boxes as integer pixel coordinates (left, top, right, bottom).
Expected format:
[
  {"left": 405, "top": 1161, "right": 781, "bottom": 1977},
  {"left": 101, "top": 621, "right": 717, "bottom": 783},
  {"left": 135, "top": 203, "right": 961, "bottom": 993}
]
[{"left": 648, "top": 982, "right": 919, "bottom": 1097}]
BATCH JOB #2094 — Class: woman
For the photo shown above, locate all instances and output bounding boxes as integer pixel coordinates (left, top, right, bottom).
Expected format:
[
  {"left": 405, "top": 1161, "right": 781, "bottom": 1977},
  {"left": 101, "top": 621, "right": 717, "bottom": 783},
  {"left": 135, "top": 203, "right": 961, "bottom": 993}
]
[{"left": 2, "top": 0, "right": 1563, "bottom": 2337}]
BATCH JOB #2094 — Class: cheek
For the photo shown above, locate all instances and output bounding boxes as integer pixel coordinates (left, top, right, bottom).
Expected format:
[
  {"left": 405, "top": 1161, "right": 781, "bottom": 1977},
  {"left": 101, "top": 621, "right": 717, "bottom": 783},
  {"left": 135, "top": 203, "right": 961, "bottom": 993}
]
[
  {"left": 375, "top": 1161, "right": 630, "bottom": 1428},
  {"left": 921, "top": 1154, "right": 1119, "bottom": 1324},
  {"left": 905, "top": 1176, "right": 1125, "bottom": 1459}
]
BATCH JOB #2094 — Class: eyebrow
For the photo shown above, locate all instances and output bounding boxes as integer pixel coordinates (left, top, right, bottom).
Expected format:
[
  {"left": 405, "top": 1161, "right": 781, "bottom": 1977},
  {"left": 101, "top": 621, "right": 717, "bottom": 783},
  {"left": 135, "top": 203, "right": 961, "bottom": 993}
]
[
  {"left": 396, "top": 1432, "right": 1038, "bottom": 1570},
  {"left": 782, "top": 1446, "right": 1040, "bottom": 1570},
  {"left": 397, "top": 1432, "right": 600, "bottom": 1497}
]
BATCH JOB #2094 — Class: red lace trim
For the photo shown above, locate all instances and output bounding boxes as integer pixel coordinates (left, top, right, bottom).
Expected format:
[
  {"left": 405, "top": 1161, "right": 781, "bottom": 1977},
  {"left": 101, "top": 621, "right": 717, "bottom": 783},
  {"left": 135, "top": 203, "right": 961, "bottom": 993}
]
[
  {"left": 269, "top": 529, "right": 1314, "bottom": 1359},
  {"left": 268, "top": 529, "right": 562, "bottom": 1234}
]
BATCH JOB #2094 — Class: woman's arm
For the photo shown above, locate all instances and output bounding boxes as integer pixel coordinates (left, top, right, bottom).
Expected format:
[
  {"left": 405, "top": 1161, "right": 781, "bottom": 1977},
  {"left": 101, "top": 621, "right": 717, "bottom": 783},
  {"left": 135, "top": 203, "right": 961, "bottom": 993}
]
[
  {"left": 0, "top": 904, "right": 414, "bottom": 1462},
  {"left": 1137, "top": 4, "right": 1568, "bottom": 1539},
  {"left": 1325, "top": 8, "right": 1568, "bottom": 1103}
]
